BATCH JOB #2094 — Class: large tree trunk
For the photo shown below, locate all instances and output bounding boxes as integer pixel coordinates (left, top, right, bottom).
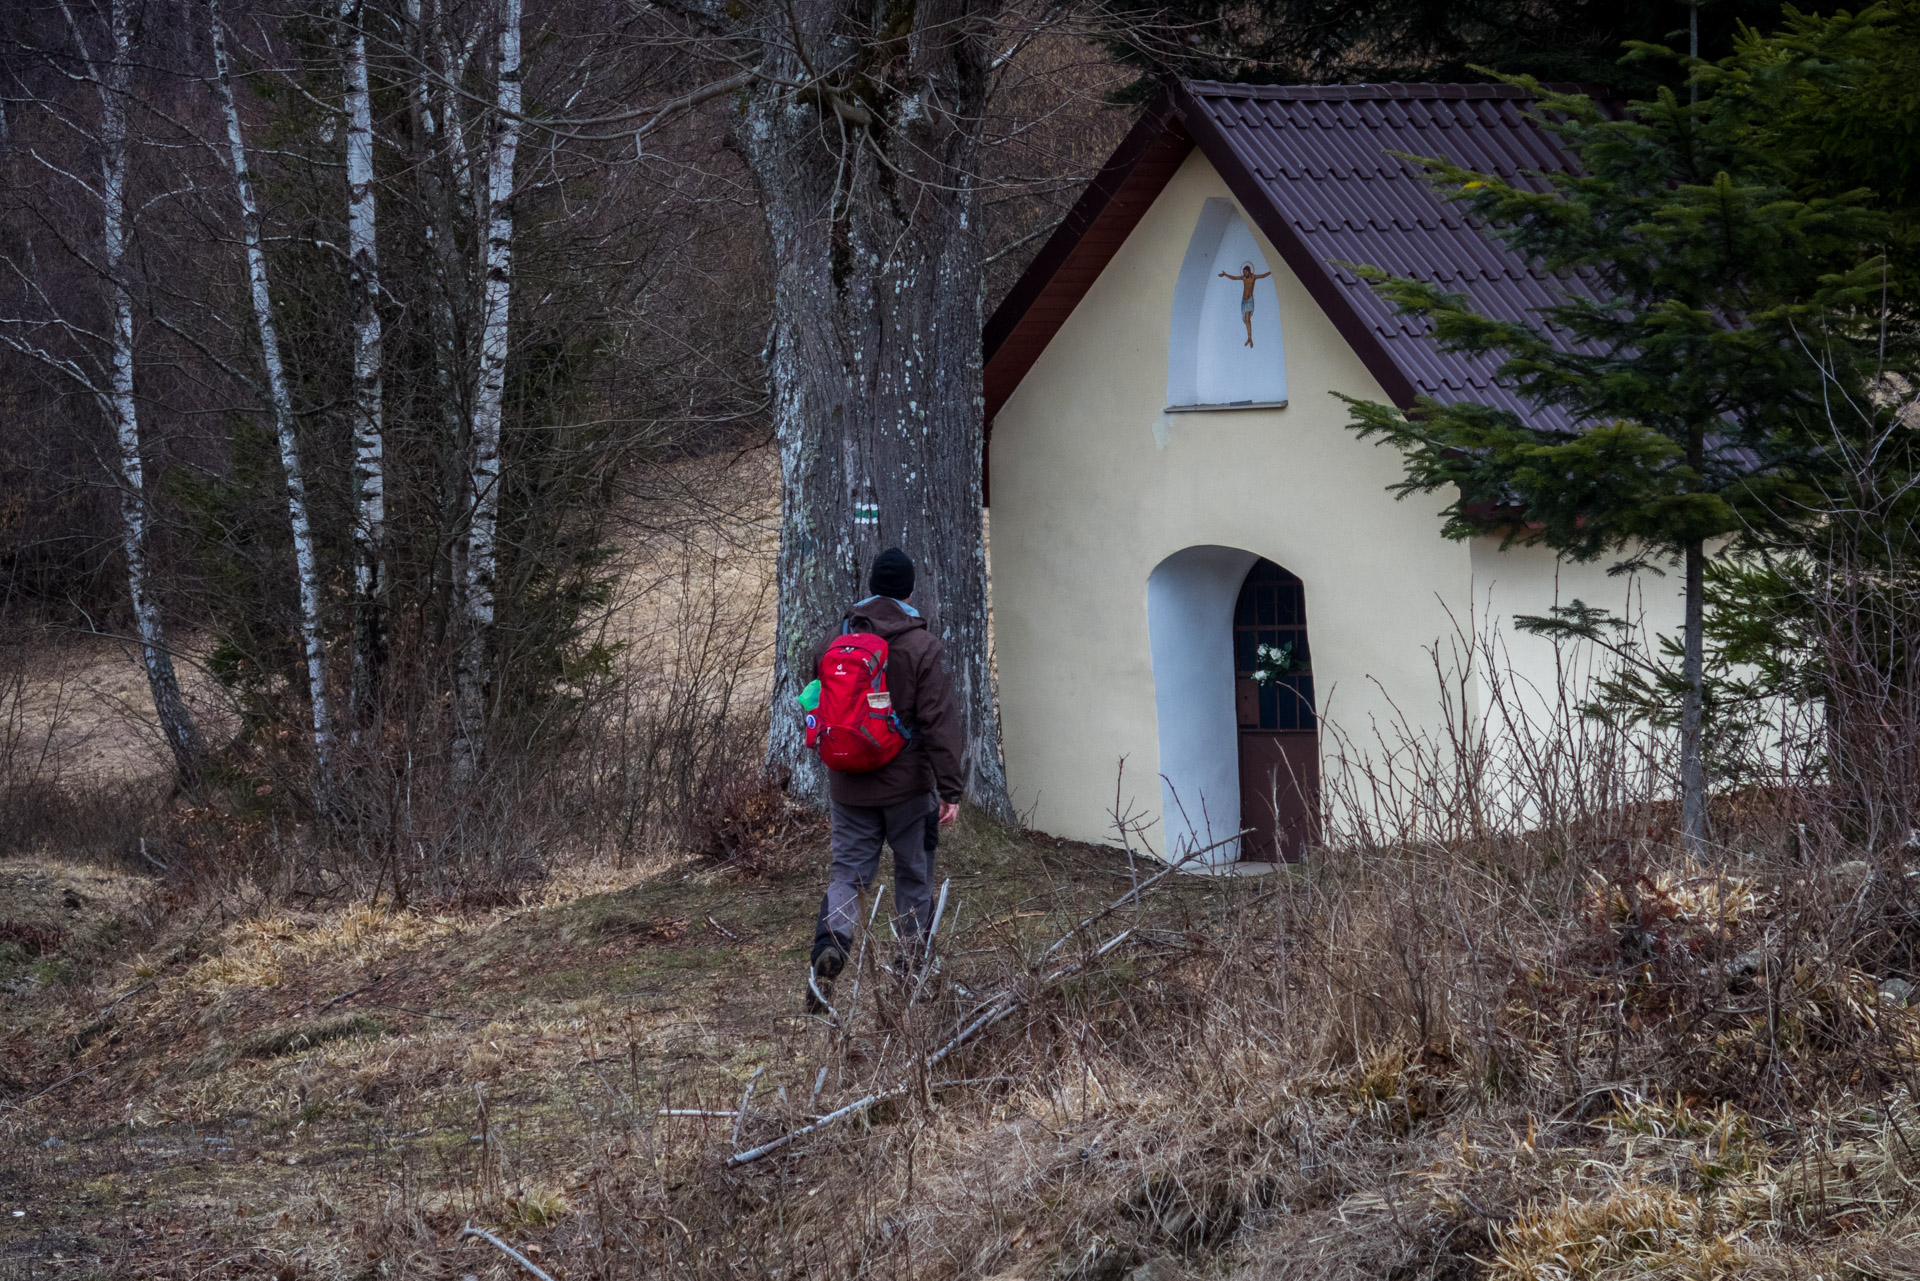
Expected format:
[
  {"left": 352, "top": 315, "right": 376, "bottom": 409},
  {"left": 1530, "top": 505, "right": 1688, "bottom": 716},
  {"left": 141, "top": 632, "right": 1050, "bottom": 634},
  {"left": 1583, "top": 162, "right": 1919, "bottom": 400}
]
[
  {"left": 454, "top": 0, "right": 521, "bottom": 778},
  {"left": 733, "top": 0, "right": 1011, "bottom": 817},
  {"left": 102, "top": 0, "right": 205, "bottom": 784},
  {"left": 342, "top": 0, "right": 387, "bottom": 727},
  {"left": 210, "top": 0, "right": 333, "bottom": 787}
]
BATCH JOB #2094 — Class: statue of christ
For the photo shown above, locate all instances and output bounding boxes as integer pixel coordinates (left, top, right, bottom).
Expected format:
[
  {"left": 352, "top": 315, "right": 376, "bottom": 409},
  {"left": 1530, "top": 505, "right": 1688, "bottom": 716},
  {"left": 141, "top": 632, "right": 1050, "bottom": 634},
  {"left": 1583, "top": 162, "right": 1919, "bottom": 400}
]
[{"left": 1218, "top": 261, "right": 1271, "bottom": 347}]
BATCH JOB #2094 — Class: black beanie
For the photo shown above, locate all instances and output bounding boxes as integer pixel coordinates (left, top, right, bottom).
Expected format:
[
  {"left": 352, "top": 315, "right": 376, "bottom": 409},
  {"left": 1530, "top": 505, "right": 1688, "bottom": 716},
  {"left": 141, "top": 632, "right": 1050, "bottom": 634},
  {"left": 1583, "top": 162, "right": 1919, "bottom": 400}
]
[{"left": 869, "top": 547, "right": 915, "bottom": 600}]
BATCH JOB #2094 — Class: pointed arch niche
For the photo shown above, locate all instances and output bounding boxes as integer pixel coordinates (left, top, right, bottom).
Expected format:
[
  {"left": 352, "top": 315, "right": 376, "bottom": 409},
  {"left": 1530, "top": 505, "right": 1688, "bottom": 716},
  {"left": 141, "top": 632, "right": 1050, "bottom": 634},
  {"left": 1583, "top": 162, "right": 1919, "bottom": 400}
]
[{"left": 1166, "top": 199, "right": 1288, "bottom": 412}]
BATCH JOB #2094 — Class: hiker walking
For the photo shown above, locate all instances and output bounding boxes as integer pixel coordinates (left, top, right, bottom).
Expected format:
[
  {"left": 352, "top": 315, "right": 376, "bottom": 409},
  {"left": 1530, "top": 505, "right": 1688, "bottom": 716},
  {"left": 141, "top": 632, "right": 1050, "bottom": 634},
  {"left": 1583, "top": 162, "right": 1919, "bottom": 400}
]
[{"left": 803, "top": 547, "right": 962, "bottom": 1012}]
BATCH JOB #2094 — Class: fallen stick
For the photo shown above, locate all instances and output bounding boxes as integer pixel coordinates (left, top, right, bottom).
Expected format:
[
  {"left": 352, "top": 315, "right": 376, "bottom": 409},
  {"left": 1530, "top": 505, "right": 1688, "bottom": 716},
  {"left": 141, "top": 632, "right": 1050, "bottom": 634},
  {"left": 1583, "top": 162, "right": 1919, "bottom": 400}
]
[
  {"left": 731, "top": 1065, "right": 764, "bottom": 1147},
  {"left": 909, "top": 879, "right": 955, "bottom": 1005},
  {"left": 727, "top": 986, "right": 1027, "bottom": 1168},
  {"left": 726, "top": 836, "right": 1211, "bottom": 1169},
  {"left": 806, "top": 970, "right": 840, "bottom": 1024},
  {"left": 727, "top": 1084, "right": 895, "bottom": 1167},
  {"left": 459, "top": 1223, "right": 557, "bottom": 1281},
  {"left": 924, "top": 878, "right": 951, "bottom": 961},
  {"left": 0, "top": 1068, "right": 94, "bottom": 1112},
  {"left": 314, "top": 966, "right": 407, "bottom": 1015},
  {"left": 659, "top": 1108, "right": 737, "bottom": 1117},
  {"left": 1035, "top": 829, "right": 1244, "bottom": 969},
  {"left": 96, "top": 978, "right": 156, "bottom": 1016},
  {"left": 839, "top": 886, "right": 890, "bottom": 1030},
  {"left": 727, "top": 941, "right": 1123, "bottom": 1168},
  {"left": 371, "top": 1002, "right": 475, "bottom": 1024},
  {"left": 726, "top": 998, "right": 1031, "bottom": 1168}
]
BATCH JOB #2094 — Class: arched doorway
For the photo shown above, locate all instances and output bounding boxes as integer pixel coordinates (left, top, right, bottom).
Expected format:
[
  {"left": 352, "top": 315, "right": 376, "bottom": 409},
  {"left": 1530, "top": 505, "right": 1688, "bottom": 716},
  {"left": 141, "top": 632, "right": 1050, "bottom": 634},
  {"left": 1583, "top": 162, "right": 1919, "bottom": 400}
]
[
  {"left": 1147, "top": 546, "right": 1254, "bottom": 864},
  {"left": 1234, "top": 559, "right": 1318, "bottom": 860}
]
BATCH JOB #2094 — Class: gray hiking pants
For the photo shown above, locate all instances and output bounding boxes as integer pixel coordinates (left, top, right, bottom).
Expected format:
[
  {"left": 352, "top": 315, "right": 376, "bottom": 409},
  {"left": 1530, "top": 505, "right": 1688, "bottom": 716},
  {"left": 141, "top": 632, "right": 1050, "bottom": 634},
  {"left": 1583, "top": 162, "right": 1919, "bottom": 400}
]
[{"left": 814, "top": 794, "right": 939, "bottom": 956}]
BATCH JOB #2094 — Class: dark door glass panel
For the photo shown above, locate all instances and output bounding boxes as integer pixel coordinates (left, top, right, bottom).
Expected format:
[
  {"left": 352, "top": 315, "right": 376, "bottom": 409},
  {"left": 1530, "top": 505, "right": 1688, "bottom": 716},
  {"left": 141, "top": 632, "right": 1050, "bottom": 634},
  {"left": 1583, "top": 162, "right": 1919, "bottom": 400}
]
[
  {"left": 1232, "top": 565, "right": 1314, "bottom": 733},
  {"left": 1233, "top": 557, "right": 1320, "bottom": 859}
]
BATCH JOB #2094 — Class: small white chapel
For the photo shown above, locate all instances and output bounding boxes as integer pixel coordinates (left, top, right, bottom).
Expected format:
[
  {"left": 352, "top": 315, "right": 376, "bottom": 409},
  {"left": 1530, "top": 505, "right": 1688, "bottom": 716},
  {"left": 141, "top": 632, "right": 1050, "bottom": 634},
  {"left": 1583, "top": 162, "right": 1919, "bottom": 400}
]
[{"left": 981, "top": 80, "right": 1686, "bottom": 864}]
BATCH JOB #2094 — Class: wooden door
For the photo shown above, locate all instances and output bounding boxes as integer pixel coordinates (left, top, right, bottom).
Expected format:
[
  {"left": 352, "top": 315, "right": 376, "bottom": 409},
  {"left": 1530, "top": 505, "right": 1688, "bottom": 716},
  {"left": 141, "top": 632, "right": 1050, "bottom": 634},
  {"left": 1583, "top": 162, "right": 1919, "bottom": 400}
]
[{"left": 1234, "top": 560, "right": 1318, "bottom": 861}]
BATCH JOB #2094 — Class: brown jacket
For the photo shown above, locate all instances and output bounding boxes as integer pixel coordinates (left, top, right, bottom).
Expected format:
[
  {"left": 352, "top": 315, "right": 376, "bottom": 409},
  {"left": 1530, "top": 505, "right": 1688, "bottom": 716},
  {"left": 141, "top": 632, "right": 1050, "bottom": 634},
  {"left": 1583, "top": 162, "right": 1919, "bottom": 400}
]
[{"left": 813, "top": 596, "right": 964, "bottom": 808}]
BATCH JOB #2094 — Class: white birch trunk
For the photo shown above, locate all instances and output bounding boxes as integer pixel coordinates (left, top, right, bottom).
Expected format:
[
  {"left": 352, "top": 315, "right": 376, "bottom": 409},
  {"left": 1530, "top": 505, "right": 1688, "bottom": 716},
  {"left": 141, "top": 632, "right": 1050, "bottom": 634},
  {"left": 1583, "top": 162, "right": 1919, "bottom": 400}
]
[
  {"left": 101, "top": 0, "right": 205, "bottom": 782},
  {"left": 209, "top": 0, "right": 333, "bottom": 783},
  {"left": 342, "top": 0, "right": 386, "bottom": 725},
  {"left": 405, "top": 0, "right": 475, "bottom": 635},
  {"left": 454, "top": 0, "right": 521, "bottom": 777}
]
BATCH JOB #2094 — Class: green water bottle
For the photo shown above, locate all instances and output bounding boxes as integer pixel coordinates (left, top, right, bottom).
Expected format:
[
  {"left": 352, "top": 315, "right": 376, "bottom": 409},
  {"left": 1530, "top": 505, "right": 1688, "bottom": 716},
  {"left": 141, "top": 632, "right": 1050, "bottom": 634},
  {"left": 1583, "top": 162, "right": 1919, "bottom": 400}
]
[{"left": 797, "top": 679, "right": 821, "bottom": 712}]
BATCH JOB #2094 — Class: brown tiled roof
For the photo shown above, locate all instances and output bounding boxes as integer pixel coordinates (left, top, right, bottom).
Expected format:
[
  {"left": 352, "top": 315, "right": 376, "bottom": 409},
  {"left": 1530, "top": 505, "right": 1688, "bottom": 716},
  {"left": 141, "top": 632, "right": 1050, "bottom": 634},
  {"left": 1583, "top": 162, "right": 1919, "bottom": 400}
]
[{"left": 982, "top": 79, "right": 1601, "bottom": 462}]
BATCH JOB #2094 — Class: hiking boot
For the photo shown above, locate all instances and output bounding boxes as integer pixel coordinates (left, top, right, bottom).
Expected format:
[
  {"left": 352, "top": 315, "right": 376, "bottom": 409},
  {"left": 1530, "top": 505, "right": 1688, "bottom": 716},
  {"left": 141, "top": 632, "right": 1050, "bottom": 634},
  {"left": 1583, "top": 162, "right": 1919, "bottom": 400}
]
[
  {"left": 885, "top": 938, "right": 943, "bottom": 1002},
  {"left": 889, "top": 936, "right": 926, "bottom": 972},
  {"left": 806, "top": 939, "right": 848, "bottom": 1015}
]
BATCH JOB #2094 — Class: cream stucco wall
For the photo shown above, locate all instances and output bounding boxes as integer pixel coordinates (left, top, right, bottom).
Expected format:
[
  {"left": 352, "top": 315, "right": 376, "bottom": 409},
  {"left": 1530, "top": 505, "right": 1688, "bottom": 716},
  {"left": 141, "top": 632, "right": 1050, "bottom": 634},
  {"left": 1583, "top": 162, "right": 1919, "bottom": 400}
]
[
  {"left": 1468, "top": 538, "right": 1687, "bottom": 724},
  {"left": 986, "top": 150, "right": 1686, "bottom": 858}
]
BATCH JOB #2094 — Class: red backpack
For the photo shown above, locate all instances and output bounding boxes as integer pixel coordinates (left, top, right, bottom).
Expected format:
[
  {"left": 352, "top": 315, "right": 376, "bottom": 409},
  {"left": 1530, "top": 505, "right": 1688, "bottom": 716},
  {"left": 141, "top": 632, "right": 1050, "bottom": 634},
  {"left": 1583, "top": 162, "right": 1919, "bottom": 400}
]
[{"left": 808, "top": 628, "right": 911, "bottom": 773}]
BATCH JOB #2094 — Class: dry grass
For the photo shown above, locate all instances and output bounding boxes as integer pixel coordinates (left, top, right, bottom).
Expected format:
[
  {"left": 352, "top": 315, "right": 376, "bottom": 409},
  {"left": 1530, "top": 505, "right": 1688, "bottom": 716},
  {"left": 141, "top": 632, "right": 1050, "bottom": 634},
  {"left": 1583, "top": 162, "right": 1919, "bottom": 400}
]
[
  {"left": 10, "top": 782, "right": 1920, "bottom": 1280},
  {"left": 0, "top": 629, "right": 231, "bottom": 790},
  {"left": 1490, "top": 1184, "right": 1754, "bottom": 1280},
  {"left": 180, "top": 905, "right": 462, "bottom": 994}
]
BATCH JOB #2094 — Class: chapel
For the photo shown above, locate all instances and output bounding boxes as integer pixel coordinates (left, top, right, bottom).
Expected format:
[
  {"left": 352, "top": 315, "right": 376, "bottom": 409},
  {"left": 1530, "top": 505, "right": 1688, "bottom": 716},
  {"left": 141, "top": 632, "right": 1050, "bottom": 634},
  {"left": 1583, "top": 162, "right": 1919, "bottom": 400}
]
[{"left": 982, "top": 80, "right": 1686, "bottom": 864}]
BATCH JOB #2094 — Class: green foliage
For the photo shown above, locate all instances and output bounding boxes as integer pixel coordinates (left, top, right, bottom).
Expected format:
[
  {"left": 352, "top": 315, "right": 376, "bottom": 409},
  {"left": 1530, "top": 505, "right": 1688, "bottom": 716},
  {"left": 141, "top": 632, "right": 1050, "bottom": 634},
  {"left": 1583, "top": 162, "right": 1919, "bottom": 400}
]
[
  {"left": 163, "top": 415, "right": 306, "bottom": 731},
  {"left": 1339, "top": 74, "right": 1890, "bottom": 568},
  {"left": 1101, "top": 0, "right": 1786, "bottom": 99},
  {"left": 1513, "top": 562, "right": 1816, "bottom": 785},
  {"left": 1340, "top": 21, "right": 1917, "bottom": 791},
  {"left": 1684, "top": 1, "right": 1920, "bottom": 303}
]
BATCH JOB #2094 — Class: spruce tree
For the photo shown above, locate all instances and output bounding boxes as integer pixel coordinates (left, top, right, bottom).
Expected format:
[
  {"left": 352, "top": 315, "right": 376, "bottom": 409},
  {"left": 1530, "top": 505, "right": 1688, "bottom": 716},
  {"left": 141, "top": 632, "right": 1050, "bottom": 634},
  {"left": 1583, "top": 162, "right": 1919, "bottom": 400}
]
[{"left": 1339, "top": 68, "right": 1889, "bottom": 853}]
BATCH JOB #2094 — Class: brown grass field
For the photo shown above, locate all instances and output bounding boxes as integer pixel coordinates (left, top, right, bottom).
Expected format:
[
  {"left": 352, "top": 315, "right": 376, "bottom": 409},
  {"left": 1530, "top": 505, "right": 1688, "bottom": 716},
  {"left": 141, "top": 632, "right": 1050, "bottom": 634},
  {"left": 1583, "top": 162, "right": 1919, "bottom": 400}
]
[{"left": 11, "top": 796, "right": 1920, "bottom": 1280}]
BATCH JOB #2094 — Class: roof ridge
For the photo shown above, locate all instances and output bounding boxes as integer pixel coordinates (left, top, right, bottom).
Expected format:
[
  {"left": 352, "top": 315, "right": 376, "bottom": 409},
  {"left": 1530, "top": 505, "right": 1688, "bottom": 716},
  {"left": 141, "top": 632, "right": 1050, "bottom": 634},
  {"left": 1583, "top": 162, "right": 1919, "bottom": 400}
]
[{"left": 1180, "top": 79, "right": 1542, "bottom": 101}]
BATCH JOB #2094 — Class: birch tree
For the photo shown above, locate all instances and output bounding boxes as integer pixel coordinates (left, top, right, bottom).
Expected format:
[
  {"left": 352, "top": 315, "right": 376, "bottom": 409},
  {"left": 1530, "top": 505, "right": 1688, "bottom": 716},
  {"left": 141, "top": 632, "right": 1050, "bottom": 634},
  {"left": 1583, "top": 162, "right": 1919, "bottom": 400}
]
[
  {"left": 453, "top": 0, "right": 522, "bottom": 777},
  {"left": 208, "top": 0, "right": 333, "bottom": 783},
  {"left": 342, "top": 0, "right": 387, "bottom": 725},
  {"left": 0, "top": 0, "right": 207, "bottom": 785},
  {"left": 403, "top": 0, "right": 474, "bottom": 633}
]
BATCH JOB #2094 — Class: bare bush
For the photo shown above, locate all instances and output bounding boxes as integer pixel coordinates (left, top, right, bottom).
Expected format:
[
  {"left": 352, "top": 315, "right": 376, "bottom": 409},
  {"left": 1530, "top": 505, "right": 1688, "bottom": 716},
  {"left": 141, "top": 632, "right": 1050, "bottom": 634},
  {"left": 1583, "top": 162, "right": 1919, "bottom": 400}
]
[
  {"left": 0, "top": 641, "right": 160, "bottom": 860},
  {"left": 575, "top": 528, "right": 777, "bottom": 864}
]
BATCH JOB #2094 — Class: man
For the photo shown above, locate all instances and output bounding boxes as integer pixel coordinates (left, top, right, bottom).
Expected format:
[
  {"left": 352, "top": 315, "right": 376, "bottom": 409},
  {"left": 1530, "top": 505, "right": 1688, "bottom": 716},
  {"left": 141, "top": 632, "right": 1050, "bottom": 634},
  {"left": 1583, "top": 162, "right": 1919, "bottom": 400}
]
[{"left": 808, "top": 547, "right": 962, "bottom": 1011}]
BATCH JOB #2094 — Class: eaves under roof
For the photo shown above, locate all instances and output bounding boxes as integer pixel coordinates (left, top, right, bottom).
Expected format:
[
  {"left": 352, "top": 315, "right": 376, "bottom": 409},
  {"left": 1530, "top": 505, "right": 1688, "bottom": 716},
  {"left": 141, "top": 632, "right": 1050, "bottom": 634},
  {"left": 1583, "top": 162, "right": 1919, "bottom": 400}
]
[{"left": 982, "top": 79, "right": 1601, "bottom": 444}]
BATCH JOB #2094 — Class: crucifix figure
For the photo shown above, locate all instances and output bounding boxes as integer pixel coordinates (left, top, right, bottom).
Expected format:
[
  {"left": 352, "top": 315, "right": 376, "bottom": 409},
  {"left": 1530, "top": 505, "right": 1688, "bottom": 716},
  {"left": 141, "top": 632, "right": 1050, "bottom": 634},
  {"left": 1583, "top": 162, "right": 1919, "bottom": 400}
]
[{"left": 1219, "top": 261, "right": 1271, "bottom": 347}]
